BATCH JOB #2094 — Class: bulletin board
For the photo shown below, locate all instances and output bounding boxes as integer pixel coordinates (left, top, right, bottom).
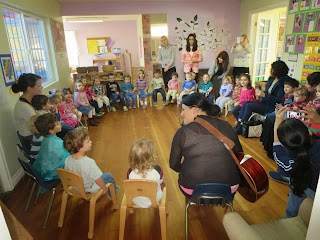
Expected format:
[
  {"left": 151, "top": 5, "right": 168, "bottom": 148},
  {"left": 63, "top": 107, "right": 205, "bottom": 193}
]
[
  {"left": 86, "top": 37, "right": 110, "bottom": 54},
  {"left": 286, "top": 0, "right": 320, "bottom": 81}
]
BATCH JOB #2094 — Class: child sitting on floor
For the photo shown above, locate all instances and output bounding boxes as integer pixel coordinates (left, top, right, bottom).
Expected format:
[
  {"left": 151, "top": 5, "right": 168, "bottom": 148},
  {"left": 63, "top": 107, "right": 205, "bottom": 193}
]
[
  {"left": 64, "top": 128, "right": 120, "bottom": 199},
  {"left": 127, "top": 139, "right": 165, "bottom": 208}
]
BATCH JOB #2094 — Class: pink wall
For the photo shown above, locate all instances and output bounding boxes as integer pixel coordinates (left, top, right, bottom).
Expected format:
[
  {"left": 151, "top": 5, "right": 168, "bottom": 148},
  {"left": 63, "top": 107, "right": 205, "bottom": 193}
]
[
  {"left": 61, "top": 0, "right": 241, "bottom": 78},
  {"left": 63, "top": 21, "right": 139, "bottom": 67}
]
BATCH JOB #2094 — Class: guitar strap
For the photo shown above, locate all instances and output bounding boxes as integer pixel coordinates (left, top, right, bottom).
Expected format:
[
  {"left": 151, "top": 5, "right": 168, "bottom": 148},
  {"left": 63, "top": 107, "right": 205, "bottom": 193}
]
[{"left": 195, "top": 118, "right": 258, "bottom": 194}]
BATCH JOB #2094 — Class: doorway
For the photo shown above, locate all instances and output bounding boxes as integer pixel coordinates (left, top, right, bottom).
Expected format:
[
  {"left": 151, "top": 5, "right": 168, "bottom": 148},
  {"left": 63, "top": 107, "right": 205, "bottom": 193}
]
[{"left": 250, "top": 7, "right": 287, "bottom": 82}]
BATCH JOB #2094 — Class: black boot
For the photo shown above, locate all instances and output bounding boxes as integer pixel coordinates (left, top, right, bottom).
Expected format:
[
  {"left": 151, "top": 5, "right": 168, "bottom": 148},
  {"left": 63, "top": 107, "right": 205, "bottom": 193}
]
[
  {"left": 89, "top": 118, "right": 98, "bottom": 126},
  {"left": 234, "top": 121, "right": 242, "bottom": 135},
  {"left": 93, "top": 117, "right": 100, "bottom": 124}
]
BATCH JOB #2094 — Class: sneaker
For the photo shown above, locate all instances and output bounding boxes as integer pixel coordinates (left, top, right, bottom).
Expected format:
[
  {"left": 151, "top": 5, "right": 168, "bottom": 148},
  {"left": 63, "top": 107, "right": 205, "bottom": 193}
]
[
  {"left": 142, "top": 104, "right": 147, "bottom": 110},
  {"left": 108, "top": 185, "right": 121, "bottom": 200},
  {"left": 234, "top": 122, "right": 242, "bottom": 135},
  {"left": 123, "top": 106, "right": 128, "bottom": 112},
  {"left": 170, "top": 99, "right": 175, "bottom": 104},
  {"left": 111, "top": 107, "right": 117, "bottom": 112},
  {"left": 164, "top": 101, "right": 169, "bottom": 106},
  {"left": 163, "top": 101, "right": 166, "bottom": 105},
  {"left": 96, "top": 112, "right": 104, "bottom": 117},
  {"left": 268, "top": 171, "right": 290, "bottom": 185},
  {"left": 153, "top": 102, "right": 157, "bottom": 107},
  {"left": 133, "top": 105, "right": 136, "bottom": 109},
  {"left": 128, "top": 106, "right": 132, "bottom": 110}
]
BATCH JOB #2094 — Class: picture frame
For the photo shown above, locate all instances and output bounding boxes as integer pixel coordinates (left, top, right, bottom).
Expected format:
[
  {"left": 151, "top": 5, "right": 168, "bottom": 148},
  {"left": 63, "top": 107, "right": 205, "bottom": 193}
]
[
  {"left": 295, "top": 34, "right": 307, "bottom": 53},
  {"left": 0, "top": 54, "right": 16, "bottom": 87}
]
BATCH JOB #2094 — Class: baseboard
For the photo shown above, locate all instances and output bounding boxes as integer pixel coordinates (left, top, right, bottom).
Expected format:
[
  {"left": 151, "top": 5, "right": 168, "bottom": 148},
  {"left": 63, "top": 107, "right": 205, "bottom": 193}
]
[{"left": 12, "top": 167, "right": 24, "bottom": 187}]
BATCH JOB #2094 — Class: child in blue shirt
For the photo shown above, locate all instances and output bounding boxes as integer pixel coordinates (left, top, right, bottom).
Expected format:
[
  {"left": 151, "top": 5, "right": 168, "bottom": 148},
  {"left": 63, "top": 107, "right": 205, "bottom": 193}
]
[
  {"left": 121, "top": 74, "right": 136, "bottom": 109},
  {"left": 178, "top": 72, "right": 197, "bottom": 105},
  {"left": 198, "top": 73, "right": 214, "bottom": 104}
]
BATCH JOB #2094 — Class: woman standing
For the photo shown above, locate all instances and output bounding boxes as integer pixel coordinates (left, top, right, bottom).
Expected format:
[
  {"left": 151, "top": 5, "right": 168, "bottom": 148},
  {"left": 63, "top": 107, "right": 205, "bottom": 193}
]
[
  {"left": 231, "top": 34, "right": 252, "bottom": 78},
  {"left": 12, "top": 73, "right": 43, "bottom": 150},
  {"left": 181, "top": 33, "right": 203, "bottom": 82},
  {"left": 157, "top": 36, "right": 176, "bottom": 89},
  {"left": 208, "top": 51, "right": 230, "bottom": 98},
  {"left": 169, "top": 93, "right": 242, "bottom": 198}
]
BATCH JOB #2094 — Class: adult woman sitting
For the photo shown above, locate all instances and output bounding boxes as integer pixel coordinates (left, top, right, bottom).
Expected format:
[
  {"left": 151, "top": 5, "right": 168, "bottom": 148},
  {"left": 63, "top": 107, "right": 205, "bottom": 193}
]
[
  {"left": 231, "top": 34, "right": 252, "bottom": 78},
  {"left": 181, "top": 33, "right": 203, "bottom": 82},
  {"left": 235, "top": 60, "right": 290, "bottom": 134},
  {"left": 208, "top": 51, "right": 230, "bottom": 98},
  {"left": 157, "top": 36, "right": 176, "bottom": 89},
  {"left": 273, "top": 107, "right": 320, "bottom": 218},
  {"left": 169, "top": 93, "right": 242, "bottom": 198},
  {"left": 12, "top": 73, "right": 43, "bottom": 150}
]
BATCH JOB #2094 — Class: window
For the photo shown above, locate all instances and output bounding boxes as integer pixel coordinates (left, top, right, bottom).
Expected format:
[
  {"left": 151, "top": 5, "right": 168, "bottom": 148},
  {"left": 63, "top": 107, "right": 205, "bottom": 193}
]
[
  {"left": 2, "top": 7, "right": 52, "bottom": 83},
  {"left": 65, "top": 31, "right": 79, "bottom": 66}
]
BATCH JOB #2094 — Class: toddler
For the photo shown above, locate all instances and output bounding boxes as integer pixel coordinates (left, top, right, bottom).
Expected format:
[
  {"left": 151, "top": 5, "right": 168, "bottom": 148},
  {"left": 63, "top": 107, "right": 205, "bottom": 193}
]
[
  {"left": 31, "top": 94, "right": 52, "bottom": 114},
  {"left": 82, "top": 77, "right": 104, "bottom": 117},
  {"left": 198, "top": 73, "right": 214, "bottom": 104},
  {"left": 106, "top": 73, "right": 127, "bottom": 112},
  {"left": 215, "top": 76, "right": 233, "bottom": 109},
  {"left": 232, "top": 74, "right": 256, "bottom": 120},
  {"left": 135, "top": 70, "right": 150, "bottom": 110},
  {"left": 226, "top": 75, "right": 242, "bottom": 110},
  {"left": 290, "top": 85, "right": 309, "bottom": 111},
  {"left": 64, "top": 128, "right": 120, "bottom": 199},
  {"left": 121, "top": 74, "right": 136, "bottom": 109},
  {"left": 28, "top": 114, "right": 44, "bottom": 158},
  {"left": 178, "top": 72, "right": 197, "bottom": 105},
  {"left": 165, "top": 72, "right": 179, "bottom": 105},
  {"left": 92, "top": 78, "right": 110, "bottom": 111},
  {"left": 306, "top": 84, "right": 320, "bottom": 137},
  {"left": 151, "top": 69, "right": 166, "bottom": 106},
  {"left": 33, "top": 113, "right": 70, "bottom": 180},
  {"left": 74, "top": 80, "right": 98, "bottom": 126},
  {"left": 127, "top": 139, "right": 165, "bottom": 208},
  {"left": 61, "top": 88, "right": 82, "bottom": 122}
]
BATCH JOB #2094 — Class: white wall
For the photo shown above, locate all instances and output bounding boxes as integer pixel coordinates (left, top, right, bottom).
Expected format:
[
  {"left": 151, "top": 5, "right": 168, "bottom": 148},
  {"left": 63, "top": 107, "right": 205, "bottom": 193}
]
[{"left": 0, "top": 0, "right": 71, "bottom": 191}]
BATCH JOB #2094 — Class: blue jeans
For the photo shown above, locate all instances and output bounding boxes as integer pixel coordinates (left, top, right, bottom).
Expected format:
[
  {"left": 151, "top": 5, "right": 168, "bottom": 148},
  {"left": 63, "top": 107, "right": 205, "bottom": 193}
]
[
  {"left": 110, "top": 93, "right": 125, "bottom": 107},
  {"left": 238, "top": 101, "right": 267, "bottom": 122},
  {"left": 153, "top": 88, "right": 166, "bottom": 102},
  {"left": 101, "top": 172, "right": 116, "bottom": 196},
  {"left": 232, "top": 105, "right": 242, "bottom": 120},
  {"left": 286, "top": 188, "right": 315, "bottom": 218},
  {"left": 124, "top": 92, "right": 136, "bottom": 106}
]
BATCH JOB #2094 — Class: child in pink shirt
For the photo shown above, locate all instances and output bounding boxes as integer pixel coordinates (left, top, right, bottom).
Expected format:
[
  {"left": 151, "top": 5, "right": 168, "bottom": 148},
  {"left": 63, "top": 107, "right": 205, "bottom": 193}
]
[
  {"left": 165, "top": 72, "right": 179, "bottom": 105},
  {"left": 231, "top": 73, "right": 256, "bottom": 120}
]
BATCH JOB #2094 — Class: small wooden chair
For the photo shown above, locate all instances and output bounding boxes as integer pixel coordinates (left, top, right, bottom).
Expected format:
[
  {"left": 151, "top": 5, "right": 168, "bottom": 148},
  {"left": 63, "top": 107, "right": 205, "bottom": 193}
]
[
  {"left": 57, "top": 168, "right": 118, "bottom": 239},
  {"left": 119, "top": 179, "right": 168, "bottom": 240},
  {"left": 136, "top": 94, "right": 153, "bottom": 108}
]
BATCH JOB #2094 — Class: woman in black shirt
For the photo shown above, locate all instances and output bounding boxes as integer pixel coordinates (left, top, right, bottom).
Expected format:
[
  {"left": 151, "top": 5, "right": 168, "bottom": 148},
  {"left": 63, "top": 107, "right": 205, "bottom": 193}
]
[{"left": 169, "top": 93, "right": 242, "bottom": 197}]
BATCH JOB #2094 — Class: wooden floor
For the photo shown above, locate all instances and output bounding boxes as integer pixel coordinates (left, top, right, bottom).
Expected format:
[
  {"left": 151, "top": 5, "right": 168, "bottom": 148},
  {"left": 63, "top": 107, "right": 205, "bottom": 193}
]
[{"left": 4, "top": 103, "right": 289, "bottom": 240}]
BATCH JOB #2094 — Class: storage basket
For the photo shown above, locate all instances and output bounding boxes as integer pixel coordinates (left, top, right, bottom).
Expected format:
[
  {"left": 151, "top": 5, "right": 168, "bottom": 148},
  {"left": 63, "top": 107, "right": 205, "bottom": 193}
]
[
  {"left": 102, "top": 65, "right": 115, "bottom": 72},
  {"left": 76, "top": 67, "right": 88, "bottom": 73},
  {"left": 87, "top": 66, "right": 99, "bottom": 73}
]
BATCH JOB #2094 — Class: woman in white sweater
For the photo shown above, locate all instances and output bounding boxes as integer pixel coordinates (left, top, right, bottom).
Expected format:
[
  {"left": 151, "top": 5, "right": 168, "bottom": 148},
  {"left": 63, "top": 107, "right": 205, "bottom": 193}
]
[
  {"left": 231, "top": 34, "right": 252, "bottom": 78},
  {"left": 12, "top": 73, "right": 43, "bottom": 150}
]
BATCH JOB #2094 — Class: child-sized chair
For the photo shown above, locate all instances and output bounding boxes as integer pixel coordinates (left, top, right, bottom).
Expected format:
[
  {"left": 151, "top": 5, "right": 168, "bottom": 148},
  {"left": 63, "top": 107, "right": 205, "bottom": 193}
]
[
  {"left": 119, "top": 179, "right": 168, "bottom": 240},
  {"left": 56, "top": 168, "right": 118, "bottom": 239},
  {"left": 136, "top": 94, "right": 153, "bottom": 108}
]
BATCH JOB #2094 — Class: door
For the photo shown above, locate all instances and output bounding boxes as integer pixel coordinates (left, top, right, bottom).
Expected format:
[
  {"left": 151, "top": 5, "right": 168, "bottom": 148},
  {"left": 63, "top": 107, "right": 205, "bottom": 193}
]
[{"left": 252, "top": 10, "right": 280, "bottom": 82}]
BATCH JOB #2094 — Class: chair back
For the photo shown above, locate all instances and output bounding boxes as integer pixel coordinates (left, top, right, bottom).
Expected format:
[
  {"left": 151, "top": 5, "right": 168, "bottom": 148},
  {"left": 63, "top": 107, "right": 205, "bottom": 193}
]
[
  {"left": 57, "top": 168, "right": 90, "bottom": 200},
  {"left": 123, "top": 179, "right": 158, "bottom": 208},
  {"left": 190, "top": 183, "right": 233, "bottom": 207},
  {"left": 17, "top": 144, "right": 35, "bottom": 164}
]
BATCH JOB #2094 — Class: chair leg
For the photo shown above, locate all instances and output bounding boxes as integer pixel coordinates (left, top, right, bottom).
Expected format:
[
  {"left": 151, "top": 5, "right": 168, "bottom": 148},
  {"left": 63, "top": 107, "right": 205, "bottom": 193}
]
[
  {"left": 88, "top": 198, "right": 97, "bottom": 239},
  {"left": 35, "top": 186, "right": 40, "bottom": 203},
  {"left": 149, "top": 95, "right": 153, "bottom": 107},
  {"left": 43, "top": 188, "right": 56, "bottom": 229},
  {"left": 185, "top": 203, "right": 190, "bottom": 240},
  {"left": 224, "top": 103, "right": 228, "bottom": 117},
  {"left": 25, "top": 182, "right": 36, "bottom": 211},
  {"left": 58, "top": 191, "right": 68, "bottom": 227},
  {"left": 119, "top": 205, "right": 127, "bottom": 240},
  {"left": 136, "top": 95, "right": 140, "bottom": 108},
  {"left": 107, "top": 184, "right": 118, "bottom": 210},
  {"left": 159, "top": 206, "right": 167, "bottom": 240}
]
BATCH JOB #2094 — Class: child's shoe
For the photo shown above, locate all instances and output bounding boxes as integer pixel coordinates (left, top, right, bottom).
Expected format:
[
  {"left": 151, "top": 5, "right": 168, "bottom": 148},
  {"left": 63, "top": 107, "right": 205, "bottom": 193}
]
[
  {"left": 170, "top": 99, "right": 175, "bottom": 104},
  {"left": 89, "top": 118, "right": 98, "bottom": 126},
  {"left": 163, "top": 101, "right": 166, "bottom": 105},
  {"left": 123, "top": 106, "right": 128, "bottom": 112},
  {"left": 153, "top": 102, "right": 157, "bottom": 107},
  {"left": 164, "top": 101, "right": 169, "bottom": 106},
  {"left": 111, "top": 107, "right": 117, "bottom": 112},
  {"left": 142, "top": 104, "right": 147, "bottom": 110},
  {"left": 107, "top": 185, "right": 121, "bottom": 200},
  {"left": 133, "top": 105, "right": 136, "bottom": 109},
  {"left": 96, "top": 112, "right": 104, "bottom": 117},
  {"left": 128, "top": 106, "right": 132, "bottom": 110}
]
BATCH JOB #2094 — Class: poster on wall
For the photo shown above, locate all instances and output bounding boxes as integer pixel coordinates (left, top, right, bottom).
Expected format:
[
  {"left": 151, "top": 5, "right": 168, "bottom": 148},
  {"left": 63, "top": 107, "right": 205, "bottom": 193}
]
[
  {"left": 285, "top": 35, "right": 295, "bottom": 52},
  {"left": 289, "top": 0, "right": 299, "bottom": 13},
  {"left": 50, "top": 19, "right": 66, "bottom": 52},
  {"left": 300, "top": 0, "right": 311, "bottom": 10},
  {"left": 316, "top": 11, "right": 320, "bottom": 31},
  {"left": 0, "top": 54, "right": 15, "bottom": 87},
  {"left": 301, "top": 33, "right": 320, "bottom": 82},
  {"left": 304, "top": 11, "right": 316, "bottom": 31},
  {"left": 293, "top": 13, "right": 304, "bottom": 32},
  {"left": 312, "top": 0, "right": 320, "bottom": 9},
  {"left": 295, "top": 34, "right": 307, "bottom": 53}
]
